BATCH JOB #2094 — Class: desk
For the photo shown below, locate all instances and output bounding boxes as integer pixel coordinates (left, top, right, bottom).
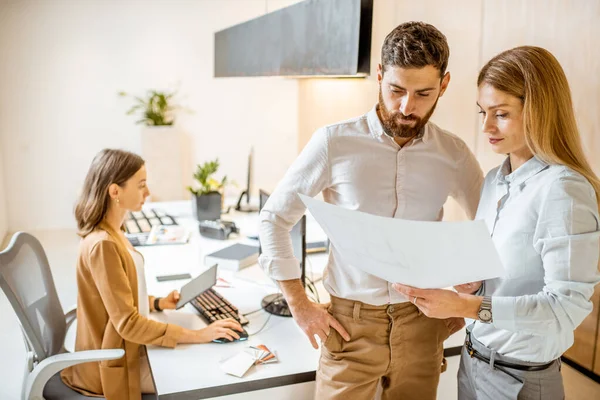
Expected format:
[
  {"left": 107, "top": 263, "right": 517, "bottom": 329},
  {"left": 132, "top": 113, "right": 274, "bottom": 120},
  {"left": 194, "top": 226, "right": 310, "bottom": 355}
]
[{"left": 140, "top": 201, "right": 465, "bottom": 399}]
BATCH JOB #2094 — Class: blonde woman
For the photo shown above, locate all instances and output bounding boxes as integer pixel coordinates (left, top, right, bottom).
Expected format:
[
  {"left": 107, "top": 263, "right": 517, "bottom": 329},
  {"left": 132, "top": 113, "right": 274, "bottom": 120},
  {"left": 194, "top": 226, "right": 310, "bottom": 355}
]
[
  {"left": 61, "top": 149, "right": 243, "bottom": 399},
  {"left": 394, "top": 46, "right": 600, "bottom": 399}
]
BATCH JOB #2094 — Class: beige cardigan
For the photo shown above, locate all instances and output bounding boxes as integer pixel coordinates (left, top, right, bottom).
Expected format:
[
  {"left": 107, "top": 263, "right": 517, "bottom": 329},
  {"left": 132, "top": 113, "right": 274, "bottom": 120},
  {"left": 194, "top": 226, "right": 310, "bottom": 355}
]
[{"left": 61, "top": 229, "right": 183, "bottom": 399}]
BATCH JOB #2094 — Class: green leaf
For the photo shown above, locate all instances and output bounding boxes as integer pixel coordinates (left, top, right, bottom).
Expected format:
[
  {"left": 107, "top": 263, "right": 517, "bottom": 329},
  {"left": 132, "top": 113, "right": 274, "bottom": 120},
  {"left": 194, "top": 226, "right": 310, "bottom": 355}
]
[
  {"left": 125, "top": 105, "right": 143, "bottom": 115},
  {"left": 121, "top": 89, "right": 188, "bottom": 128}
]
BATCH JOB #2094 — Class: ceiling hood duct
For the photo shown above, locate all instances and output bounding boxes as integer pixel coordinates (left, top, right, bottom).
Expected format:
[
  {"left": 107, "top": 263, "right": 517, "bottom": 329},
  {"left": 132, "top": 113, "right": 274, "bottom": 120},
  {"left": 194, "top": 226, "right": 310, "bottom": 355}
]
[{"left": 214, "top": 0, "right": 373, "bottom": 78}]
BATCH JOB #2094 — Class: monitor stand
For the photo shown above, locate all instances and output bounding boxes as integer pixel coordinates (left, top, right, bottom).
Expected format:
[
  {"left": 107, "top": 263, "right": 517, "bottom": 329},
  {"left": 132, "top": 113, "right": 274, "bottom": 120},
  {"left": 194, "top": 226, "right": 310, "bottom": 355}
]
[
  {"left": 258, "top": 191, "right": 305, "bottom": 318},
  {"left": 261, "top": 293, "right": 293, "bottom": 317},
  {"left": 235, "top": 190, "right": 258, "bottom": 212}
]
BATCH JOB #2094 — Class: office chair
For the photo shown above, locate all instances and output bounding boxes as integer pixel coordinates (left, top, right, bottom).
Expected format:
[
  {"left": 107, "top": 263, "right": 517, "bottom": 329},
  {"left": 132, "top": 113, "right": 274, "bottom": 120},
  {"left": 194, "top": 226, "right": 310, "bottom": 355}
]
[{"left": 0, "top": 232, "right": 154, "bottom": 400}]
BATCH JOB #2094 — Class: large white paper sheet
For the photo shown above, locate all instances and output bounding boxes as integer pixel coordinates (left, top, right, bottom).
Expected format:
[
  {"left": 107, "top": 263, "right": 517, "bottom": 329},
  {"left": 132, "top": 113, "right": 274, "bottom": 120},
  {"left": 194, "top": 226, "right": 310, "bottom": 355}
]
[{"left": 299, "top": 194, "right": 504, "bottom": 289}]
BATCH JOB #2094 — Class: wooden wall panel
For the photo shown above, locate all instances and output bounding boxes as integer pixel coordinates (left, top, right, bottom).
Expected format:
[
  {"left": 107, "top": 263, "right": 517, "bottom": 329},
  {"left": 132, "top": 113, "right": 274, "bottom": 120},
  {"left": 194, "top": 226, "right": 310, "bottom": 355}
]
[
  {"left": 595, "top": 297, "right": 600, "bottom": 374},
  {"left": 478, "top": 0, "right": 600, "bottom": 175}
]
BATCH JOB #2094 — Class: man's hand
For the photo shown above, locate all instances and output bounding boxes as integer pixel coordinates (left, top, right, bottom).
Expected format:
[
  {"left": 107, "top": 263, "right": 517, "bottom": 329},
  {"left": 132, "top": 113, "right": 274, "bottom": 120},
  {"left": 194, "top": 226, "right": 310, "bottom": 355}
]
[
  {"left": 289, "top": 301, "right": 350, "bottom": 349},
  {"left": 278, "top": 278, "right": 350, "bottom": 349}
]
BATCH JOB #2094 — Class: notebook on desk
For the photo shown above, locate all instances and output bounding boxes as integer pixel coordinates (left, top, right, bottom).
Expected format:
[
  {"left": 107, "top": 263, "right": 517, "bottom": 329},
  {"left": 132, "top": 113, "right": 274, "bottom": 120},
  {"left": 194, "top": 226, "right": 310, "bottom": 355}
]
[{"left": 204, "top": 243, "right": 259, "bottom": 271}]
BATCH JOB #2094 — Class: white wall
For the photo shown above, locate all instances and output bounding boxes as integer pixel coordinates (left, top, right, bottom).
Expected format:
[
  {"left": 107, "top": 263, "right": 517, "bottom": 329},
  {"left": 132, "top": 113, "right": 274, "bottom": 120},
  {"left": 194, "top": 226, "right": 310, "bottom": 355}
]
[{"left": 0, "top": 0, "right": 301, "bottom": 231}]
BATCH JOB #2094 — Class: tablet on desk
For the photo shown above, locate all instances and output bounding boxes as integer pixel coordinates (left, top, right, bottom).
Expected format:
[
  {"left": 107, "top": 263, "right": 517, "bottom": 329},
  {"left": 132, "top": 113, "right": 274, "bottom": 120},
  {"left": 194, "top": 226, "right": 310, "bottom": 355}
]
[{"left": 175, "top": 264, "right": 218, "bottom": 309}]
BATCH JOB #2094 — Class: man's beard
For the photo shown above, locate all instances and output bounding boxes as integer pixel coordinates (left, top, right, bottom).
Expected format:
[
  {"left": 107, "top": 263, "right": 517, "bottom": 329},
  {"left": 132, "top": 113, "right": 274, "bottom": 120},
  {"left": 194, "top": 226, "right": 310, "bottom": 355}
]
[{"left": 377, "top": 90, "right": 439, "bottom": 139}]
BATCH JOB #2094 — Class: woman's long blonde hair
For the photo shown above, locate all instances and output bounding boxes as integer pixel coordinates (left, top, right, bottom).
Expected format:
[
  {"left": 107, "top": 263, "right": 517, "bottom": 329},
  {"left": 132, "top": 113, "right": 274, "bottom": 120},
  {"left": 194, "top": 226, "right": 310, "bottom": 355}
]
[
  {"left": 75, "top": 149, "right": 145, "bottom": 237},
  {"left": 478, "top": 46, "right": 600, "bottom": 207}
]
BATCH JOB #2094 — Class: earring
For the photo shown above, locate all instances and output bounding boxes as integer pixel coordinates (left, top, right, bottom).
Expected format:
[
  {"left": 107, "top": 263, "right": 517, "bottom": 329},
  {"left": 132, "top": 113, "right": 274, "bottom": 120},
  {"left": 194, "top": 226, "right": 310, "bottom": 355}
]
[{"left": 116, "top": 198, "right": 120, "bottom": 205}]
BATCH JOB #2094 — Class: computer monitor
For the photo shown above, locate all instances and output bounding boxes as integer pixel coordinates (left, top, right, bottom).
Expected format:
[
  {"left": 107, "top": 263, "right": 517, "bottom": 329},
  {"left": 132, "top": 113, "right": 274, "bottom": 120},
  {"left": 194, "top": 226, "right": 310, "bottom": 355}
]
[
  {"left": 259, "top": 189, "right": 306, "bottom": 317},
  {"left": 245, "top": 148, "right": 252, "bottom": 204},
  {"left": 235, "top": 148, "right": 258, "bottom": 212}
]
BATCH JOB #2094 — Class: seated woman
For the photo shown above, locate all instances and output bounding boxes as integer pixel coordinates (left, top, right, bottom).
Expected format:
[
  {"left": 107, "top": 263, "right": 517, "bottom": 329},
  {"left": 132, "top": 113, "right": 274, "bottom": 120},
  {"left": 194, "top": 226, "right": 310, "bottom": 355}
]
[
  {"left": 394, "top": 46, "right": 600, "bottom": 399},
  {"left": 61, "top": 149, "right": 243, "bottom": 399}
]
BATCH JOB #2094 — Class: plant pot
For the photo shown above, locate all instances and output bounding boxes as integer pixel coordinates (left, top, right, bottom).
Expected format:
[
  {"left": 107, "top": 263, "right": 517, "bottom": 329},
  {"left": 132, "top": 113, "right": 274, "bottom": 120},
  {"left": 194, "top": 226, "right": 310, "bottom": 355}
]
[{"left": 193, "top": 192, "right": 222, "bottom": 221}]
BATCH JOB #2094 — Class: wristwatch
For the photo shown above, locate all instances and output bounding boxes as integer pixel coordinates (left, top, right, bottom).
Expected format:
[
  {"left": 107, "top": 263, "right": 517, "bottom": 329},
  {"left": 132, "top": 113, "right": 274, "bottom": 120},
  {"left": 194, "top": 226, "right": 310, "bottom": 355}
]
[
  {"left": 154, "top": 297, "right": 163, "bottom": 312},
  {"left": 477, "top": 296, "right": 493, "bottom": 323}
]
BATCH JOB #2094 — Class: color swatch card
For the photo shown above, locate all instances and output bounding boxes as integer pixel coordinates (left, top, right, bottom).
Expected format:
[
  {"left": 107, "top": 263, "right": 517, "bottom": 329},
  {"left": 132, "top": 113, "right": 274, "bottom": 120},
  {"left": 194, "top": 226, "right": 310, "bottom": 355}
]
[
  {"left": 219, "top": 344, "right": 279, "bottom": 378},
  {"left": 220, "top": 351, "right": 256, "bottom": 378},
  {"left": 249, "top": 344, "right": 278, "bottom": 365}
]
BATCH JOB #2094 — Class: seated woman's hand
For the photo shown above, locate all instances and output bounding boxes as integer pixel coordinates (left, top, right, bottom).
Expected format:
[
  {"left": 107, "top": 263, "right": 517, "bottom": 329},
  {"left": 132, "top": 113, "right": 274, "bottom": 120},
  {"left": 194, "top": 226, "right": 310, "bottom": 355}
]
[
  {"left": 197, "top": 319, "right": 244, "bottom": 343},
  {"left": 159, "top": 290, "right": 180, "bottom": 310}
]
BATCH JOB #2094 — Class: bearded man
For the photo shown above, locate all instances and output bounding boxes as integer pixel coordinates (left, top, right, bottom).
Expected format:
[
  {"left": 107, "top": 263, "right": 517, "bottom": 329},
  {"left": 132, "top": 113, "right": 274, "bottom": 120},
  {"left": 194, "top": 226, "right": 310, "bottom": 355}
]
[{"left": 258, "top": 21, "right": 484, "bottom": 400}]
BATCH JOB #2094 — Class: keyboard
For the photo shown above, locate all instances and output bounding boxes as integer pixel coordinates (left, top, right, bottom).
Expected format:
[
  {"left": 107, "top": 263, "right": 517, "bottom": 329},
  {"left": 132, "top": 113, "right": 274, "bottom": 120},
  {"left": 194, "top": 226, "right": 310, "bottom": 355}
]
[
  {"left": 124, "top": 209, "right": 177, "bottom": 246},
  {"left": 191, "top": 288, "right": 250, "bottom": 326}
]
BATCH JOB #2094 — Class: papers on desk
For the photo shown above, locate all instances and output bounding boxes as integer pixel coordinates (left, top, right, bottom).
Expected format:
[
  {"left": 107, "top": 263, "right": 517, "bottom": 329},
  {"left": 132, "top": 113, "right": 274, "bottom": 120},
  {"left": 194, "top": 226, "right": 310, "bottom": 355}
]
[
  {"left": 220, "top": 344, "right": 279, "bottom": 378},
  {"left": 299, "top": 194, "right": 504, "bottom": 289},
  {"left": 146, "top": 225, "right": 190, "bottom": 245}
]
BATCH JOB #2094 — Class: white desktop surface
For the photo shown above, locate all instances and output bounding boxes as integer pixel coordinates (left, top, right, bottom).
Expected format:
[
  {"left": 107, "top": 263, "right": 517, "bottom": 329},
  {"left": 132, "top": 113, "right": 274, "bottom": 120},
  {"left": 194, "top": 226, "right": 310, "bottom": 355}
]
[{"left": 140, "top": 201, "right": 465, "bottom": 399}]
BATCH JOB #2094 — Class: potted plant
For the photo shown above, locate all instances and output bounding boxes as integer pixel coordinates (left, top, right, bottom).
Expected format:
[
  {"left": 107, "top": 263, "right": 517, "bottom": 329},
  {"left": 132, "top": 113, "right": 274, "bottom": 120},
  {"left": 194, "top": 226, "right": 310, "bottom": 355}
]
[
  {"left": 119, "top": 90, "right": 182, "bottom": 126},
  {"left": 119, "top": 89, "right": 190, "bottom": 201},
  {"left": 187, "top": 159, "right": 229, "bottom": 221}
]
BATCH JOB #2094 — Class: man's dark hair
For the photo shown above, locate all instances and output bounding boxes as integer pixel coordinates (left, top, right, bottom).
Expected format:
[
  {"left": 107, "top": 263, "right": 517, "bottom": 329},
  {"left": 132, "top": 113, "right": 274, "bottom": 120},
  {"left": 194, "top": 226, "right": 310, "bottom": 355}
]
[{"left": 381, "top": 21, "right": 450, "bottom": 77}]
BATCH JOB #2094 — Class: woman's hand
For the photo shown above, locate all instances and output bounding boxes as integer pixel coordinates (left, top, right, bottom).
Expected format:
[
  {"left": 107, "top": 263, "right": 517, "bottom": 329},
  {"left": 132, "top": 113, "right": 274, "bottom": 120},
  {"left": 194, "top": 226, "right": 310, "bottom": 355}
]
[
  {"left": 392, "top": 283, "right": 482, "bottom": 320},
  {"left": 159, "top": 290, "right": 180, "bottom": 310},
  {"left": 454, "top": 281, "right": 482, "bottom": 294},
  {"left": 197, "top": 319, "right": 244, "bottom": 343},
  {"left": 179, "top": 318, "right": 244, "bottom": 344}
]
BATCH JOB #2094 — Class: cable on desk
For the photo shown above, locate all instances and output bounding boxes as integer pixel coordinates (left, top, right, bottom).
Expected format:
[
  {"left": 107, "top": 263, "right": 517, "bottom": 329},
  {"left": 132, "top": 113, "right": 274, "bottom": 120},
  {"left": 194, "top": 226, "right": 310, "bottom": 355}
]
[
  {"left": 242, "top": 270, "right": 323, "bottom": 318},
  {"left": 305, "top": 277, "right": 320, "bottom": 304},
  {"left": 242, "top": 294, "right": 281, "bottom": 317},
  {"left": 242, "top": 308, "right": 265, "bottom": 317},
  {"left": 247, "top": 312, "right": 273, "bottom": 336},
  {"left": 241, "top": 266, "right": 324, "bottom": 333},
  {"left": 243, "top": 285, "right": 321, "bottom": 336},
  {"left": 305, "top": 258, "right": 324, "bottom": 303}
]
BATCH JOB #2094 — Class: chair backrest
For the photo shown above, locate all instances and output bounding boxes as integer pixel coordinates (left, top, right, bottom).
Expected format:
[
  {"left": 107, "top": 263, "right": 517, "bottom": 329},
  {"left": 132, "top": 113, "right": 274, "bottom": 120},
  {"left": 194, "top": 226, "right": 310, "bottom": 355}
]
[{"left": 0, "top": 232, "right": 67, "bottom": 362}]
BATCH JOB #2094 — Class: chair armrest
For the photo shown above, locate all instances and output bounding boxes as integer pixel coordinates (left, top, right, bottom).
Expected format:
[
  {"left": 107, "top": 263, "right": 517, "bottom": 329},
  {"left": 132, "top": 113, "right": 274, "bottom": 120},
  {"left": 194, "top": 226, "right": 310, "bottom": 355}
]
[
  {"left": 64, "top": 304, "right": 77, "bottom": 331},
  {"left": 24, "top": 349, "right": 124, "bottom": 400}
]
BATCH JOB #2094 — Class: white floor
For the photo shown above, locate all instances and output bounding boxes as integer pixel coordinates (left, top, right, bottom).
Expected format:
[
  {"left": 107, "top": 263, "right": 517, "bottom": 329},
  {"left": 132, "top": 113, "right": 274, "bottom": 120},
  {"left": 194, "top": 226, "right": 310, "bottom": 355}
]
[{"left": 1, "top": 230, "right": 599, "bottom": 400}]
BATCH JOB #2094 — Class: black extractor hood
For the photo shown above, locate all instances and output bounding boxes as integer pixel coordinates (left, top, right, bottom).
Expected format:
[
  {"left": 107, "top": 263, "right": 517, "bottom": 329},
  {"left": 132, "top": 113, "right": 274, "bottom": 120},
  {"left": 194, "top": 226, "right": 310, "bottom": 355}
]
[{"left": 214, "top": 0, "right": 373, "bottom": 78}]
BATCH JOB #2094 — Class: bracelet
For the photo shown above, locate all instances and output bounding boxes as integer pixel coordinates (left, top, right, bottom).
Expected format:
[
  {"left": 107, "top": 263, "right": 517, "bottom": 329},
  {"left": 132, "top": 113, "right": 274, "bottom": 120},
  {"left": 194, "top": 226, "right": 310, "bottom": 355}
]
[{"left": 154, "top": 297, "right": 163, "bottom": 312}]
